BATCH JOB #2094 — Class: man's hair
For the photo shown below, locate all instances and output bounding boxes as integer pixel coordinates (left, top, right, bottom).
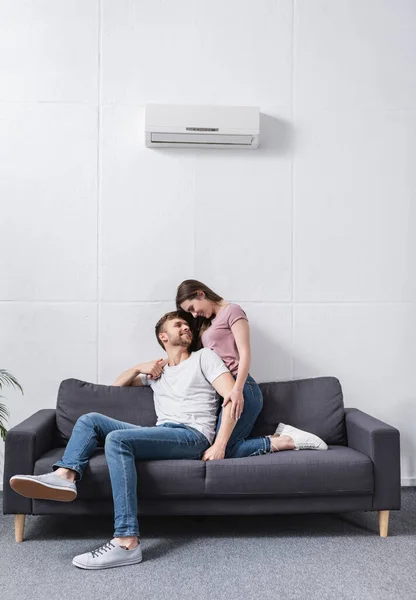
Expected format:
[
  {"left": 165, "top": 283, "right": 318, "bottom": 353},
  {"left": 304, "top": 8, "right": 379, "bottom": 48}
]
[{"left": 155, "top": 311, "right": 191, "bottom": 350}]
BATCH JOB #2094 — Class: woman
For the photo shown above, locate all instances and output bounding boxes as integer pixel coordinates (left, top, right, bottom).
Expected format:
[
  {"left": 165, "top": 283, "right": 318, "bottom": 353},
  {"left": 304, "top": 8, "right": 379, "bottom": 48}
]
[{"left": 176, "top": 279, "right": 327, "bottom": 460}]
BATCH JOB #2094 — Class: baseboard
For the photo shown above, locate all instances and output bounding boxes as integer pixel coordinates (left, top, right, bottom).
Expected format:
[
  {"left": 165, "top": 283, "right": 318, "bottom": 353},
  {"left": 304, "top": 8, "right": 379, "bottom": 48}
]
[{"left": 401, "top": 477, "right": 416, "bottom": 487}]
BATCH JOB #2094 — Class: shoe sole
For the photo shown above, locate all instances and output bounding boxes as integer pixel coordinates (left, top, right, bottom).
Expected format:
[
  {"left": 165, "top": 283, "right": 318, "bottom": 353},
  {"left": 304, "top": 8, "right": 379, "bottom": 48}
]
[
  {"left": 279, "top": 427, "right": 328, "bottom": 451},
  {"left": 10, "top": 477, "right": 77, "bottom": 502},
  {"left": 294, "top": 438, "right": 328, "bottom": 450},
  {"left": 295, "top": 444, "right": 328, "bottom": 450},
  {"left": 72, "top": 557, "right": 143, "bottom": 570}
]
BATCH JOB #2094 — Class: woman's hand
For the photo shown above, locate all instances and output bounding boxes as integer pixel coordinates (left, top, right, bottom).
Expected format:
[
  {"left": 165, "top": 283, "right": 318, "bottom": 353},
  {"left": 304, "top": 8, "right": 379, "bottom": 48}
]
[
  {"left": 201, "top": 444, "right": 226, "bottom": 461},
  {"left": 222, "top": 386, "right": 244, "bottom": 420},
  {"left": 140, "top": 359, "right": 167, "bottom": 380}
]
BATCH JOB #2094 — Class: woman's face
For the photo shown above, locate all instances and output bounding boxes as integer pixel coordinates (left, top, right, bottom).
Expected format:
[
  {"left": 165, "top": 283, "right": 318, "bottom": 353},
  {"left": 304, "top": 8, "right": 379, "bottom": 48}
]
[{"left": 180, "top": 293, "right": 214, "bottom": 319}]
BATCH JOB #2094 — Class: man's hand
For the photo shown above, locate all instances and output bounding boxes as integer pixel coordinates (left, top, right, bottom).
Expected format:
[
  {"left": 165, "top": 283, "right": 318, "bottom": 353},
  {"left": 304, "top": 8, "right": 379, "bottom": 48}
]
[
  {"left": 222, "top": 387, "right": 244, "bottom": 420},
  {"left": 139, "top": 359, "right": 167, "bottom": 380},
  {"left": 113, "top": 359, "right": 167, "bottom": 386},
  {"left": 201, "top": 444, "right": 226, "bottom": 461}
]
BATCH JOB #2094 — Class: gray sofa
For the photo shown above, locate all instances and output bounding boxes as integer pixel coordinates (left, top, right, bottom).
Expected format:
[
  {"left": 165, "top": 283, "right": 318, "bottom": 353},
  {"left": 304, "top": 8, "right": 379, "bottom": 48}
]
[{"left": 3, "top": 376, "right": 401, "bottom": 542}]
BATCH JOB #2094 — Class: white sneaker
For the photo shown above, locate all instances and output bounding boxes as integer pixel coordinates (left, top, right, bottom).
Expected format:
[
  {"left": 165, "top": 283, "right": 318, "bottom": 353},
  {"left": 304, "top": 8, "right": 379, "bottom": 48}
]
[
  {"left": 72, "top": 540, "right": 143, "bottom": 570},
  {"left": 10, "top": 472, "right": 77, "bottom": 501},
  {"left": 274, "top": 423, "right": 328, "bottom": 450}
]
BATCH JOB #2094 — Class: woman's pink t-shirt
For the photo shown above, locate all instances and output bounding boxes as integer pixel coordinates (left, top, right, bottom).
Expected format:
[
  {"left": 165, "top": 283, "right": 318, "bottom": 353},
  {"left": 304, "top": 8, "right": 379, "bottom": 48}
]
[{"left": 201, "top": 303, "right": 248, "bottom": 375}]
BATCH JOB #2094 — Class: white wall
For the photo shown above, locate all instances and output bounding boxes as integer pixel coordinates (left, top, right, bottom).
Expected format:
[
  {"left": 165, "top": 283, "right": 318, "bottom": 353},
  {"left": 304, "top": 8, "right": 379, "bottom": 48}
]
[{"left": 1, "top": 0, "right": 415, "bottom": 487}]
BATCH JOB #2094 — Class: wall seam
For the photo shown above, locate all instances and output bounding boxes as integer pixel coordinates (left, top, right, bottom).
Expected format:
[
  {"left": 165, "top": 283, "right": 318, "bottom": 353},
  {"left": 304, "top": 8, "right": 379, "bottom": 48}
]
[
  {"left": 96, "top": 0, "right": 102, "bottom": 383},
  {"left": 290, "top": 0, "right": 296, "bottom": 380}
]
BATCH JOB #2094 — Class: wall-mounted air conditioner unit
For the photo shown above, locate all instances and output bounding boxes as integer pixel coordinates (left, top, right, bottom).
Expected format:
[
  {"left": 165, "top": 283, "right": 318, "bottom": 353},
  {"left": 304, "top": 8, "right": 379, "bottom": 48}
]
[{"left": 145, "top": 104, "right": 259, "bottom": 149}]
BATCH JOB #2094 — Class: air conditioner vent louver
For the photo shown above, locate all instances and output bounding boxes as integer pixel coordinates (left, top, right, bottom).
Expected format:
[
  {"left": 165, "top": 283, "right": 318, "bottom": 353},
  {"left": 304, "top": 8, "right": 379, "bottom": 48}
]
[
  {"left": 145, "top": 104, "right": 259, "bottom": 149},
  {"left": 150, "top": 133, "right": 255, "bottom": 146}
]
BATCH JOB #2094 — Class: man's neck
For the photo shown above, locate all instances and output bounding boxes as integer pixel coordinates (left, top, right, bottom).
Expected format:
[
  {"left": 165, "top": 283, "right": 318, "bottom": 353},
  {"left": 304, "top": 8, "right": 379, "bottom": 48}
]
[{"left": 166, "top": 346, "right": 191, "bottom": 367}]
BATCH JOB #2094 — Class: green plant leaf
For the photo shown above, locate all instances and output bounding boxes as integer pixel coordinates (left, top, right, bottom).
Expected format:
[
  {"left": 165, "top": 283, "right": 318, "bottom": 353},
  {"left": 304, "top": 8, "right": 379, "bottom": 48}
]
[
  {"left": 0, "top": 370, "right": 24, "bottom": 394},
  {"left": 0, "top": 371, "right": 23, "bottom": 439},
  {"left": 0, "top": 423, "right": 7, "bottom": 442},
  {"left": 0, "top": 402, "right": 11, "bottom": 419}
]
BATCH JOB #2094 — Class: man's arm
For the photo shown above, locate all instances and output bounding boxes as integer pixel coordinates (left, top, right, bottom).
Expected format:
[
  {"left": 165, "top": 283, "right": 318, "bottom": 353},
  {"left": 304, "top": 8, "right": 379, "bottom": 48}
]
[
  {"left": 209, "top": 372, "right": 239, "bottom": 451},
  {"left": 112, "top": 359, "right": 166, "bottom": 387},
  {"left": 211, "top": 371, "right": 235, "bottom": 402},
  {"left": 113, "top": 366, "right": 143, "bottom": 387}
]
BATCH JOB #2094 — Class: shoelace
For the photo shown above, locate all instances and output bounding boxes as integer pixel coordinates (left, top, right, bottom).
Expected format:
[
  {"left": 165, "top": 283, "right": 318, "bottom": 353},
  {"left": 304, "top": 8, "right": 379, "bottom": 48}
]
[{"left": 90, "top": 541, "right": 115, "bottom": 558}]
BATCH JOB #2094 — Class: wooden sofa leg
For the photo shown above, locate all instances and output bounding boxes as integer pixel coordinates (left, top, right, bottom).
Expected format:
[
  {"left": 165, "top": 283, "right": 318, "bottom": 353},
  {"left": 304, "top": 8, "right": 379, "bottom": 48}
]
[
  {"left": 14, "top": 514, "right": 25, "bottom": 543},
  {"left": 379, "top": 510, "right": 389, "bottom": 538}
]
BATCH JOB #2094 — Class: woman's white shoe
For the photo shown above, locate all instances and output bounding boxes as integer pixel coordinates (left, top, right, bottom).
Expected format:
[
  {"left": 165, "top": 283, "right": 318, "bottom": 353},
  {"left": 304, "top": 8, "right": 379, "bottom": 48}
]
[{"left": 274, "top": 423, "right": 328, "bottom": 450}]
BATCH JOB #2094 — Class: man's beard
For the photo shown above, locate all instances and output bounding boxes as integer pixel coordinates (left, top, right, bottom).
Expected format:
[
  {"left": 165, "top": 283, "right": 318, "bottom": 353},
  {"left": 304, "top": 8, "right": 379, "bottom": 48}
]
[{"left": 171, "top": 333, "right": 192, "bottom": 348}]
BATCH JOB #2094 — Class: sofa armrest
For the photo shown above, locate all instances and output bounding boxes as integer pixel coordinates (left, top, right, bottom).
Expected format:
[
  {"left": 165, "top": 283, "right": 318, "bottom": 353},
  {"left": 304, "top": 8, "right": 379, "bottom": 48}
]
[
  {"left": 3, "top": 409, "right": 57, "bottom": 515},
  {"left": 345, "top": 408, "right": 400, "bottom": 510}
]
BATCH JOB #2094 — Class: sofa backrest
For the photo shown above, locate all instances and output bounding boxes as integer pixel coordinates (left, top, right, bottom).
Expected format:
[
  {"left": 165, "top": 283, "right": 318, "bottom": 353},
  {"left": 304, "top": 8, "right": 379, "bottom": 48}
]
[
  {"left": 56, "top": 379, "right": 157, "bottom": 444},
  {"left": 56, "top": 376, "right": 346, "bottom": 446},
  {"left": 251, "top": 377, "right": 346, "bottom": 445}
]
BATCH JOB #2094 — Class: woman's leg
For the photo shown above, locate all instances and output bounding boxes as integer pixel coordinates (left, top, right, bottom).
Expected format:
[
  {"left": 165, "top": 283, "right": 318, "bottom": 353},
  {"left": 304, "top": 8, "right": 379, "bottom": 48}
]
[
  {"left": 216, "top": 375, "right": 262, "bottom": 443},
  {"left": 220, "top": 376, "right": 295, "bottom": 458},
  {"left": 213, "top": 375, "right": 269, "bottom": 458}
]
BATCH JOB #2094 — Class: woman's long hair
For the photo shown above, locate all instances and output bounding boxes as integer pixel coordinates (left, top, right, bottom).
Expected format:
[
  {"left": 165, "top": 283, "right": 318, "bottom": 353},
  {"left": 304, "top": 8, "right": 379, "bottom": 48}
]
[{"left": 176, "top": 280, "right": 223, "bottom": 351}]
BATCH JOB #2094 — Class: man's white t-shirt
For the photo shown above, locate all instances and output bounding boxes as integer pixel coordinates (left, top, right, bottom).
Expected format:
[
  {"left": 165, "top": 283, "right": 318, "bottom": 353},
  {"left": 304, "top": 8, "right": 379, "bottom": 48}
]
[{"left": 139, "top": 349, "right": 229, "bottom": 444}]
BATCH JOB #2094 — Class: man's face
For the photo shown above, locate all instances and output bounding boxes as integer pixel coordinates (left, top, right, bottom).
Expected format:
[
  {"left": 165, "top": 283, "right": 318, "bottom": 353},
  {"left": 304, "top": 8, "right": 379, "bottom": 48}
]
[{"left": 160, "top": 318, "right": 192, "bottom": 349}]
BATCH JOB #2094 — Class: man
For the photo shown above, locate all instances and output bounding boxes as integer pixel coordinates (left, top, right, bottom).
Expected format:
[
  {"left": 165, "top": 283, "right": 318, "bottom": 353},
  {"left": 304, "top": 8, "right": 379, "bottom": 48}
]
[{"left": 10, "top": 311, "right": 325, "bottom": 570}]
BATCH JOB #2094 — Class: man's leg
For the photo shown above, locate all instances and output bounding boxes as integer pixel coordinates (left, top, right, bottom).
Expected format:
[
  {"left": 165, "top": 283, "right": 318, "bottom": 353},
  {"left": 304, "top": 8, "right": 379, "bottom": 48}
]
[
  {"left": 72, "top": 423, "right": 210, "bottom": 570},
  {"left": 106, "top": 423, "right": 209, "bottom": 541},
  {"left": 10, "top": 412, "right": 139, "bottom": 501},
  {"left": 53, "top": 412, "right": 139, "bottom": 479}
]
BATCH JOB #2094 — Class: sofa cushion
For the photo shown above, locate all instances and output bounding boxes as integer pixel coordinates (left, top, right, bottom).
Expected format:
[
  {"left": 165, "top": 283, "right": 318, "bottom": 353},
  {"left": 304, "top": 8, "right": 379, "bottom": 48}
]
[
  {"left": 56, "top": 379, "right": 157, "bottom": 442},
  {"left": 56, "top": 375, "right": 346, "bottom": 447},
  {"left": 253, "top": 377, "right": 347, "bottom": 445},
  {"left": 205, "top": 446, "right": 373, "bottom": 497},
  {"left": 35, "top": 445, "right": 372, "bottom": 499},
  {"left": 34, "top": 448, "right": 207, "bottom": 498}
]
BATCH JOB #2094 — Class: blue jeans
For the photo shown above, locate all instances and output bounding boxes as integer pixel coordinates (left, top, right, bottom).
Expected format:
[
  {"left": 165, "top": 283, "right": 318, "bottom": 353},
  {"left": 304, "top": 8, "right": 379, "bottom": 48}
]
[
  {"left": 218, "top": 373, "right": 272, "bottom": 458},
  {"left": 53, "top": 413, "right": 210, "bottom": 538}
]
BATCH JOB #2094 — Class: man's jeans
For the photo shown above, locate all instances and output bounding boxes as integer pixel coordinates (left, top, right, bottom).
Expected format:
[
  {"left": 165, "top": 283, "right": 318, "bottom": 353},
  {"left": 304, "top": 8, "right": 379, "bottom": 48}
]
[
  {"left": 53, "top": 416, "right": 210, "bottom": 538},
  {"left": 52, "top": 373, "right": 271, "bottom": 537},
  {"left": 218, "top": 373, "right": 272, "bottom": 458}
]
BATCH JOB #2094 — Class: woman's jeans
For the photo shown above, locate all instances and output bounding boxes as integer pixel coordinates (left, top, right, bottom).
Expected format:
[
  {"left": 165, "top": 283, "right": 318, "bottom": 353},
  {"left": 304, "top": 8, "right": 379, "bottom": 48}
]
[
  {"left": 216, "top": 373, "right": 272, "bottom": 458},
  {"left": 53, "top": 415, "right": 210, "bottom": 538}
]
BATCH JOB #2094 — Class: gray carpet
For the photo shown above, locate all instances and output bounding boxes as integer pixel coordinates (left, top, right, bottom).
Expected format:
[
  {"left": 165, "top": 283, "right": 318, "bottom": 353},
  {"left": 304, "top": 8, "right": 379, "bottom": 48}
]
[{"left": 1, "top": 490, "right": 415, "bottom": 600}]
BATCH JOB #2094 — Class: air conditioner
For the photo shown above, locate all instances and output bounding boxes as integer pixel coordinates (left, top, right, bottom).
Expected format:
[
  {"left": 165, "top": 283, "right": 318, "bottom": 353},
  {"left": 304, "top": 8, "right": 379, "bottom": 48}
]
[{"left": 145, "top": 104, "right": 260, "bottom": 149}]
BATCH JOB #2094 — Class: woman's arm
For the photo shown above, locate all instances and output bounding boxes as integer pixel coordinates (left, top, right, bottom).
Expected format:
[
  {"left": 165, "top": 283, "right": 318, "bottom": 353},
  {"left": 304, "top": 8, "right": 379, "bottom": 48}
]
[
  {"left": 218, "top": 318, "right": 251, "bottom": 419},
  {"left": 232, "top": 318, "right": 251, "bottom": 392}
]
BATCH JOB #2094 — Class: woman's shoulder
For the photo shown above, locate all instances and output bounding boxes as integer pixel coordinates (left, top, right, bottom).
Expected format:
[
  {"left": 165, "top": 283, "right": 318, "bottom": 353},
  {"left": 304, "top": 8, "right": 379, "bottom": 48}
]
[
  {"left": 225, "top": 303, "right": 247, "bottom": 318},
  {"left": 217, "top": 302, "right": 245, "bottom": 316},
  {"left": 214, "top": 303, "right": 248, "bottom": 327}
]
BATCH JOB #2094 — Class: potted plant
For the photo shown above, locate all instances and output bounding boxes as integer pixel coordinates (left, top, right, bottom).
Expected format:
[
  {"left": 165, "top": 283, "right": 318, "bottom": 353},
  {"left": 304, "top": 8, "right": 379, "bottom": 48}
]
[{"left": 0, "top": 370, "right": 23, "bottom": 441}]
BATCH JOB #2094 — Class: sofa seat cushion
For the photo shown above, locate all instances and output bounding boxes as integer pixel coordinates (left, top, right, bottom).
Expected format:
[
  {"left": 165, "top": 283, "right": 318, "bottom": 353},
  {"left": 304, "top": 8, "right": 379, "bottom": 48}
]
[
  {"left": 34, "top": 448, "right": 207, "bottom": 499},
  {"left": 205, "top": 446, "right": 373, "bottom": 497}
]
